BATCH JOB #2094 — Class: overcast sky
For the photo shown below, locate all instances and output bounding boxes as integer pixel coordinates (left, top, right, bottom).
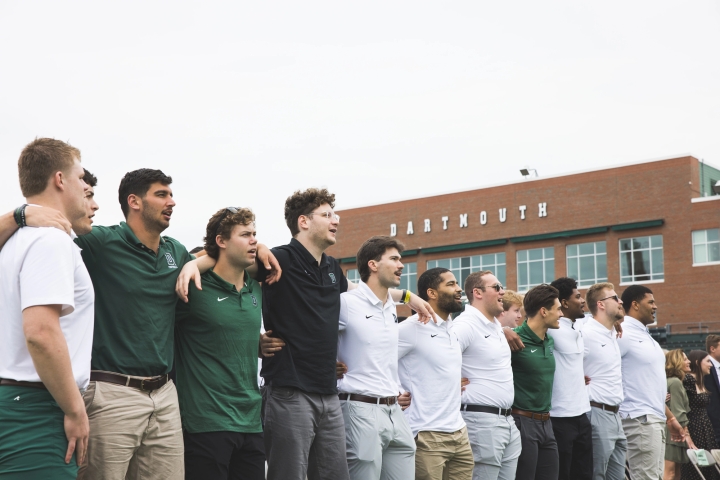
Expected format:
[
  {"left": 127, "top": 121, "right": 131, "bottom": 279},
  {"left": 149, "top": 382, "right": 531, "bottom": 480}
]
[{"left": 1, "top": 1, "right": 718, "bottom": 249}]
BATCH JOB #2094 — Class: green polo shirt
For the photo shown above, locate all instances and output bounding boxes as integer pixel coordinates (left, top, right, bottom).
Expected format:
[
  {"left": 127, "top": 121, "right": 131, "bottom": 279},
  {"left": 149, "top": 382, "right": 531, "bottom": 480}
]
[
  {"left": 511, "top": 321, "right": 556, "bottom": 413},
  {"left": 174, "top": 269, "right": 262, "bottom": 433},
  {"left": 74, "top": 222, "right": 191, "bottom": 376}
]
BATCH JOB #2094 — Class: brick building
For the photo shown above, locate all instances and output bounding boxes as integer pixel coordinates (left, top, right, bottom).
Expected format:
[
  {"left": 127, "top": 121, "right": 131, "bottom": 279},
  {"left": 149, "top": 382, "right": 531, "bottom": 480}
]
[{"left": 328, "top": 155, "right": 720, "bottom": 332}]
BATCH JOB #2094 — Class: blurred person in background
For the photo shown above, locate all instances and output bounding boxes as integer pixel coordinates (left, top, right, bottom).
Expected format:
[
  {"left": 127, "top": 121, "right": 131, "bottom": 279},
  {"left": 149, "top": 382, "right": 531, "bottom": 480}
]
[{"left": 664, "top": 349, "right": 695, "bottom": 480}]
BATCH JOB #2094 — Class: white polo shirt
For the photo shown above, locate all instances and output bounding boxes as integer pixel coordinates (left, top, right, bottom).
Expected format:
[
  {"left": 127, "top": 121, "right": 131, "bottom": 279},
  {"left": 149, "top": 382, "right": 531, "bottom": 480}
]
[
  {"left": 547, "top": 317, "right": 590, "bottom": 417},
  {"left": 583, "top": 317, "right": 623, "bottom": 406},
  {"left": 618, "top": 316, "right": 666, "bottom": 420},
  {"left": 398, "top": 313, "right": 465, "bottom": 436},
  {"left": 453, "top": 304, "right": 514, "bottom": 409},
  {"left": 0, "top": 227, "right": 94, "bottom": 390},
  {"left": 337, "top": 281, "right": 400, "bottom": 397}
]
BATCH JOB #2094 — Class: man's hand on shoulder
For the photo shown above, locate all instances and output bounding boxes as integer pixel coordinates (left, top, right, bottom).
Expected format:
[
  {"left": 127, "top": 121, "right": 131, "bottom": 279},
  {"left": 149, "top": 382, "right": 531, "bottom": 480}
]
[
  {"left": 26, "top": 205, "right": 72, "bottom": 234},
  {"left": 503, "top": 327, "right": 525, "bottom": 352},
  {"left": 407, "top": 293, "right": 437, "bottom": 324},
  {"left": 257, "top": 244, "right": 281, "bottom": 284}
]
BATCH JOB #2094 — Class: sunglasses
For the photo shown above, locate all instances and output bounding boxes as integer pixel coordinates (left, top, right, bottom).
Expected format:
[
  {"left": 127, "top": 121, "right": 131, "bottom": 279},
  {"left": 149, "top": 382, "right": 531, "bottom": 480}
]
[
  {"left": 215, "top": 207, "right": 239, "bottom": 235},
  {"left": 475, "top": 283, "right": 504, "bottom": 293},
  {"left": 599, "top": 294, "right": 620, "bottom": 303}
]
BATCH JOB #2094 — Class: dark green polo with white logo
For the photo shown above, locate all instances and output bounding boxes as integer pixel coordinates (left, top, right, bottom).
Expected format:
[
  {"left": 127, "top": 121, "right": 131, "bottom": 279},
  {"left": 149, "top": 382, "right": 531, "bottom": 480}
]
[
  {"left": 74, "top": 222, "right": 191, "bottom": 376},
  {"left": 511, "top": 321, "right": 556, "bottom": 413},
  {"left": 174, "top": 269, "right": 263, "bottom": 433}
]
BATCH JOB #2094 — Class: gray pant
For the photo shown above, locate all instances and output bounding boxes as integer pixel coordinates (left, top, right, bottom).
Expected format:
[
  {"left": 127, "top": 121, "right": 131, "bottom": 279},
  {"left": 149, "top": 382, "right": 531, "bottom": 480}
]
[
  {"left": 340, "top": 400, "right": 416, "bottom": 480},
  {"left": 263, "top": 385, "right": 350, "bottom": 480},
  {"left": 461, "top": 411, "right": 522, "bottom": 480},
  {"left": 512, "top": 414, "right": 559, "bottom": 480},
  {"left": 586, "top": 407, "right": 627, "bottom": 480},
  {"left": 621, "top": 414, "right": 666, "bottom": 480}
]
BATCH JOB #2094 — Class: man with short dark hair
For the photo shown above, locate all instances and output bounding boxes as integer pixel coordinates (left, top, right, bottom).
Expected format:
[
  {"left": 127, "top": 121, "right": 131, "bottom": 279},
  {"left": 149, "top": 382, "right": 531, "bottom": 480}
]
[
  {"left": 618, "top": 285, "right": 684, "bottom": 480},
  {"left": 547, "top": 277, "right": 593, "bottom": 480},
  {"left": 175, "top": 207, "right": 265, "bottom": 479},
  {"left": 338, "top": 235, "right": 417, "bottom": 479},
  {"left": 0, "top": 138, "right": 92, "bottom": 478},
  {"left": 453, "top": 270, "right": 521, "bottom": 480},
  {"left": 511, "top": 284, "right": 562, "bottom": 480},
  {"left": 398, "top": 267, "right": 473, "bottom": 480}
]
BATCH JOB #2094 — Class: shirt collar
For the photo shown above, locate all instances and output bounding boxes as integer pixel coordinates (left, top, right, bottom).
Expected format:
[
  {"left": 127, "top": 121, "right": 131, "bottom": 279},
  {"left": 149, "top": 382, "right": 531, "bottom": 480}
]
[
  {"left": 357, "top": 281, "right": 393, "bottom": 307},
  {"left": 463, "top": 304, "right": 497, "bottom": 326},
  {"left": 585, "top": 317, "right": 614, "bottom": 336},
  {"left": 119, "top": 221, "right": 166, "bottom": 250},
  {"left": 289, "top": 237, "right": 329, "bottom": 268},
  {"left": 710, "top": 356, "right": 720, "bottom": 369},
  {"left": 206, "top": 268, "right": 254, "bottom": 294},
  {"left": 623, "top": 316, "right": 649, "bottom": 332},
  {"left": 516, "top": 320, "right": 545, "bottom": 344}
]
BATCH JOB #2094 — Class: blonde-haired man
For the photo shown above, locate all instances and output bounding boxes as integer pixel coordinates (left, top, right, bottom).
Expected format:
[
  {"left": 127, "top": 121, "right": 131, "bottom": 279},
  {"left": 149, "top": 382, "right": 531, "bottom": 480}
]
[
  {"left": 582, "top": 282, "right": 626, "bottom": 480},
  {"left": 498, "top": 290, "right": 524, "bottom": 328}
]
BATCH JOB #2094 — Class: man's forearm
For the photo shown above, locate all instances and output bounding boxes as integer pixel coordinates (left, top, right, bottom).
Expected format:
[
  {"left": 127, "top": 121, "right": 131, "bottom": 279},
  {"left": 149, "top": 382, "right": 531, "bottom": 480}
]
[
  {"left": 24, "top": 306, "right": 85, "bottom": 416},
  {"left": 0, "top": 211, "right": 20, "bottom": 251}
]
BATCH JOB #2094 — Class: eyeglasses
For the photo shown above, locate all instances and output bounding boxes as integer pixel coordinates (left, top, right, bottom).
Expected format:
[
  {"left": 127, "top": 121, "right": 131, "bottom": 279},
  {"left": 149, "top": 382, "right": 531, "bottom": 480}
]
[
  {"left": 475, "top": 283, "right": 504, "bottom": 293},
  {"left": 305, "top": 211, "right": 340, "bottom": 222},
  {"left": 599, "top": 294, "right": 620, "bottom": 303},
  {"left": 215, "top": 207, "right": 239, "bottom": 235}
]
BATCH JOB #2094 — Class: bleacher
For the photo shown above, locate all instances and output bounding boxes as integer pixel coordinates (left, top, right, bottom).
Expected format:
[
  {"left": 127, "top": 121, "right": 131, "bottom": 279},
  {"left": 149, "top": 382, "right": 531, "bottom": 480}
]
[{"left": 649, "top": 328, "right": 710, "bottom": 353}]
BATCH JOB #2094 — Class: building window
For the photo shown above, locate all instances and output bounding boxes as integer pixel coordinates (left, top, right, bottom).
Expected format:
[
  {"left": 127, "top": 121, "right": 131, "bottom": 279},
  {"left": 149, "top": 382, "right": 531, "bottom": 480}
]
[
  {"left": 619, "top": 235, "right": 664, "bottom": 283},
  {"left": 346, "top": 268, "right": 360, "bottom": 284},
  {"left": 517, "top": 247, "right": 555, "bottom": 292},
  {"left": 399, "top": 262, "right": 417, "bottom": 293},
  {"left": 567, "top": 241, "right": 607, "bottom": 287},
  {"left": 693, "top": 229, "right": 720, "bottom": 265},
  {"left": 427, "top": 253, "right": 506, "bottom": 295}
]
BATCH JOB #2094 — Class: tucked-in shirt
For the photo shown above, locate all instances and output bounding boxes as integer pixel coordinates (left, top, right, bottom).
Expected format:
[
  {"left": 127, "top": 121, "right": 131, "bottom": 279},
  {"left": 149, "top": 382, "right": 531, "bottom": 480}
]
[
  {"left": 74, "top": 222, "right": 191, "bottom": 377},
  {"left": 583, "top": 318, "right": 624, "bottom": 406},
  {"left": 453, "top": 305, "right": 514, "bottom": 409},
  {"left": 511, "top": 321, "right": 556, "bottom": 412},
  {"left": 618, "top": 316, "right": 667, "bottom": 420},
  {"left": 175, "top": 269, "right": 262, "bottom": 434},
  {"left": 0, "top": 228, "right": 94, "bottom": 390},
  {"left": 337, "top": 281, "right": 399, "bottom": 397},
  {"left": 398, "top": 314, "right": 465, "bottom": 437},
  {"left": 258, "top": 238, "right": 348, "bottom": 395},
  {"left": 547, "top": 317, "right": 590, "bottom": 417}
]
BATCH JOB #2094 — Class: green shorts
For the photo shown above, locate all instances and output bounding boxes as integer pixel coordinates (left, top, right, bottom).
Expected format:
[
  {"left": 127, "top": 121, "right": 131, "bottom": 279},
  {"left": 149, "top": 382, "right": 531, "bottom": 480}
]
[{"left": 0, "top": 386, "right": 77, "bottom": 479}]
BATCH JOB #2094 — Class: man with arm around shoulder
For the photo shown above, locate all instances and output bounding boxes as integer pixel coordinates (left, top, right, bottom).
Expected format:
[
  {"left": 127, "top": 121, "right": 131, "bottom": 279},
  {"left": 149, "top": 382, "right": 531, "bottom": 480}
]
[{"left": 0, "top": 138, "right": 93, "bottom": 478}]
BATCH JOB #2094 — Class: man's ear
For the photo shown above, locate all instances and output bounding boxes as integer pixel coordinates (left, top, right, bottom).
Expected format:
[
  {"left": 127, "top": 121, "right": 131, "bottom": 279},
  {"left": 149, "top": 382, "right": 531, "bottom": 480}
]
[
  {"left": 427, "top": 288, "right": 438, "bottom": 301},
  {"left": 127, "top": 194, "right": 142, "bottom": 213}
]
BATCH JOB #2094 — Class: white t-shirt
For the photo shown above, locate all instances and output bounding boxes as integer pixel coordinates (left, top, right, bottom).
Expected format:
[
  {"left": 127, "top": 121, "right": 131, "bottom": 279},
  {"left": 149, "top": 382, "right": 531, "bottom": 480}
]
[
  {"left": 0, "top": 227, "right": 94, "bottom": 390},
  {"left": 398, "top": 313, "right": 465, "bottom": 436},
  {"left": 547, "top": 317, "right": 590, "bottom": 417},
  {"left": 453, "top": 304, "right": 515, "bottom": 409},
  {"left": 337, "top": 281, "right": 400, "bottom": 397},
  {"left": 583, "top": 317, "right": 623, "bottom": 406},
  {"left": 618, "top": 316, "right": 666, "bottom": 420}
]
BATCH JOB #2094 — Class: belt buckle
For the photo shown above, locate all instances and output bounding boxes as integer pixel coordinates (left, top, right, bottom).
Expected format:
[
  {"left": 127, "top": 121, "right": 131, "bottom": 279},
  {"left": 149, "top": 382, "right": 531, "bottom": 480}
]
[{"left": 140, "top": 378, "right": 157, "bottom": 391}]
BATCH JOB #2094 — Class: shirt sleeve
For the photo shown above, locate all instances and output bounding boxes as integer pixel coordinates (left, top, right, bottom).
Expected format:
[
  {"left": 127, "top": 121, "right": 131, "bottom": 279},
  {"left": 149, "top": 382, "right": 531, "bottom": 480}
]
[
  {"left": 452, "top": 320, "right": 475, "bottom": 353},
  {"left": 667, "top": 377, "right": 690, "bottom": 427},
  {"left": 21, "top": 229, "right": 76, "bottom": 315},
  {"left": 338, "top": 294, "right": 349, "bottom": 331},
  {"left": 74, "top": 225, "right": 109, "bottom": 269},
  {"left": 397, "top": 319, "right": 417, "bottom": 359},
  {"left": 617, "top": 335, "right": 629, "bottom": 357}
]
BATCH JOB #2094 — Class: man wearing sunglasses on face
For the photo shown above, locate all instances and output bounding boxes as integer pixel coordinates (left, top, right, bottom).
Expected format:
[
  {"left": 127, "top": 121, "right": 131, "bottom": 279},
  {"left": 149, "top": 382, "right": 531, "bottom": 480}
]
[{"left": 582, "top": 283, "right": 627, "bottom": 480}]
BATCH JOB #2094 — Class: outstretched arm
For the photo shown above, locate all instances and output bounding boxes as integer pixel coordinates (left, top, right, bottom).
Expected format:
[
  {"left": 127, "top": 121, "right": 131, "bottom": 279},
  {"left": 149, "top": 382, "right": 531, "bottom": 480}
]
[{"left": 0, "top": 206, "right": 71, "bottom": 249}]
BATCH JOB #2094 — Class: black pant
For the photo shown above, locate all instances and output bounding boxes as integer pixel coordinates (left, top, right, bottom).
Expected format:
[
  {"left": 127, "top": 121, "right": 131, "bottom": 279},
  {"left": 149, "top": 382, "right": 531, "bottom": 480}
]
[
  {"left": 551, "top": 414, "right": 593, "bottom": 480},
  {"left": 513, "top": 414, "right": 559, "bottom": 480},
  {"left": 184, "top": 430, "right": 265, "bottom": 480}
]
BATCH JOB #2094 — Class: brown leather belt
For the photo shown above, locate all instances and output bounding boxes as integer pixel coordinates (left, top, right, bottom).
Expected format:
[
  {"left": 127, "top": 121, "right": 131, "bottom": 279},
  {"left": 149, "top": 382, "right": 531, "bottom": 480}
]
[
  {"left": 512, "top": 408, "right": 550, "bottom": 421},
  {"left": 0, "top": 379, "right": 46, "bottom": 390},
  {"left": 590, "top": 401, "right": 619, "bottom": 413},
  {"left": 339, "top": 393, "right": 397, "bottom": 405},
  {"left": 90, "top": 371, "right": 169, "bottom": 391}
]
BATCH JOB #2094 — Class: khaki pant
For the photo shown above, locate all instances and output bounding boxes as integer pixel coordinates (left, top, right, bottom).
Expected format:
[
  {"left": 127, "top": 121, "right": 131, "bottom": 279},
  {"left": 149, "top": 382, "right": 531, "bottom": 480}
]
[
  {"left": 621, "top": 414, "right": 666, "bottom": 480},
  {"left": 415, "top": 427, "right": 474, "bottom": 480},
  {"left": 77, "top": 379, "right": 184, "bottom": 480}
]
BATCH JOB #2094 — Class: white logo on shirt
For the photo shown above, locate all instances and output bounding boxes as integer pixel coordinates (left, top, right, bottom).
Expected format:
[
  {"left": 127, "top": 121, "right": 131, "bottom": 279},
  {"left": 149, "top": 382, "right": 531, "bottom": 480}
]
[
  {"left": 218, "top": 297, "right": 229, "bottom": 302},
  {"left": 531, "top": 349, "right": 538, "bottom": 353},
  {"left": 165, "top": 253, "right": 178, "bottom": 269},
  {"left": 13, "top": 396, "right": 20, "bottom": 401}
]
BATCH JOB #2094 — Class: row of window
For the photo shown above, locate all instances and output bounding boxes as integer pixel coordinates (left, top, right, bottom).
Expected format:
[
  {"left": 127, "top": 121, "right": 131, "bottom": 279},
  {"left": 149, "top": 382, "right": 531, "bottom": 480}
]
[{"left": 346, "top": 229, "right": 720, "bottom": 293}]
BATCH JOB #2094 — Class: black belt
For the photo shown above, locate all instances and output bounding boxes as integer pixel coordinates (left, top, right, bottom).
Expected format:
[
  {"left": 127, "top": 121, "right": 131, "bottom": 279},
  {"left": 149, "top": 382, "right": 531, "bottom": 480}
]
[
  {"left": 339, "top": 393, "right": 397, "bottom": 405},
  {"left": 460, "top": 404, "right": 512, "bottom": 416},
  {"left": 90, "top": 371, "right": 169, "bottom": 391},
  {"left": 590, "top": 401, "right": 619, "bottom": 413}
]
